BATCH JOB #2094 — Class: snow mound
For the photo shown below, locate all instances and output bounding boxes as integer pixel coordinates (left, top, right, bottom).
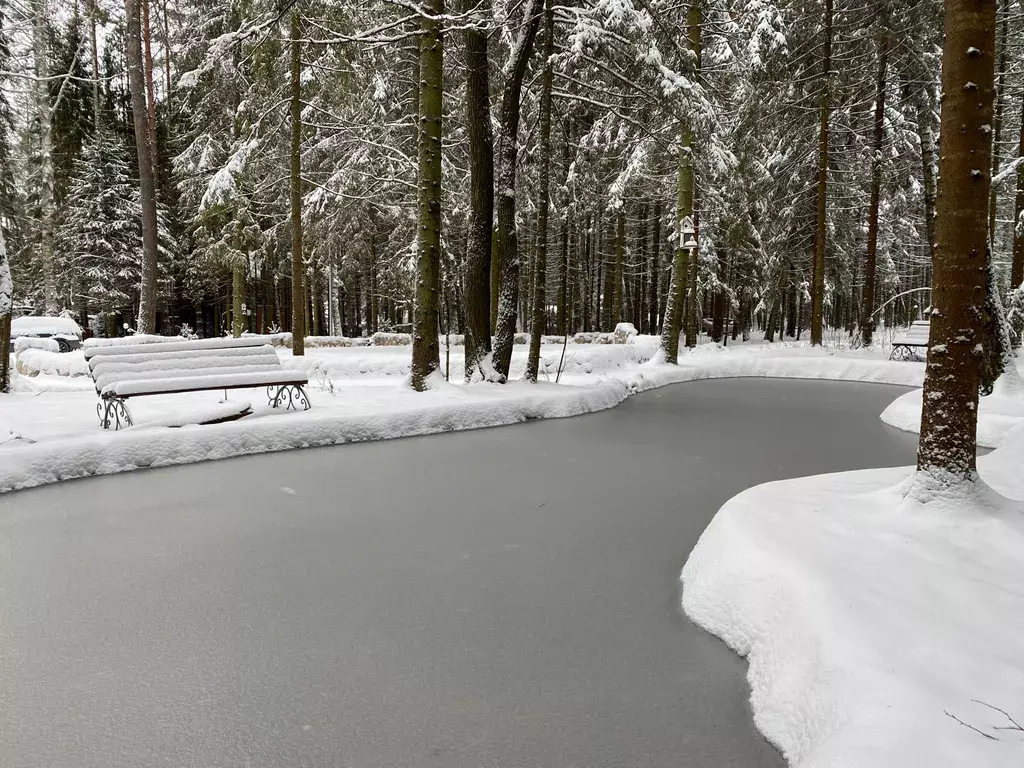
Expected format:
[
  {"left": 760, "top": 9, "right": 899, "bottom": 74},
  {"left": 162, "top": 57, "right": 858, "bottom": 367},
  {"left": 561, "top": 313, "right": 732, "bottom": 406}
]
[
  {"left": 15, "top": 349, "right": 90, "bottom": 378},
  {"left": 881, "top": 387, "right": 1024, "bottom": 448},
  {"left": 683, "top": 440, "right": 1024, "bottom": 767}
]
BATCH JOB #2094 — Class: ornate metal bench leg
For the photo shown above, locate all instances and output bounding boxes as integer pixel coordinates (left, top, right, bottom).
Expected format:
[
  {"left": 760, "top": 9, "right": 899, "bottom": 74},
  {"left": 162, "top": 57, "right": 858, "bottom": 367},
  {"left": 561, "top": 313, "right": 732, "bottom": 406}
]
[
  {"left": 98, "top": 398, "right": 133, "bottom": 430},
  {"left": 267, "top": 385, "right": 311, "bottom": 411}
]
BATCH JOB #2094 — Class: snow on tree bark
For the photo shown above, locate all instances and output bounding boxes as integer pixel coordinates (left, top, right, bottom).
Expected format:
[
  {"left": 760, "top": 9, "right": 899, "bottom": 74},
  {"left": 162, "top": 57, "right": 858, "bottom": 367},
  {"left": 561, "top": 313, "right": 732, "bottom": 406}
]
[
  {"left": 491, "top": 0, "right": 541, "bottom": 381},
  {"left": 810, "top": 0, "right": 832, "bottom": 347},
  {"left": 916, "top": 0, "right": 998, "bottom": 484},
  {"left": 860, "top": 30, "right": 887, "bottom": 347},
  {"left": 660, "top": 3, "right": 700, "bottom": 365},
  {"left": 410, "top": 0, "right": 444, "bottom": 391},
  {"left": 33, "top": 0, "right": 57, "bottom": 315},
  {"left": 1012, "top": 84, "right": 1024, "bottom": 289},
  {"left": 0, "top": 228, "right": 11, "bottom": 393},
  {"left": 126, "top": 0, "right": 161, "bottom": 334},
  {"left": 289, "top": 10, "right": 306, "bottom": 357},
  {"left": 462, "top": 0, "right": 494, "bottom": 381},
  {"left": 525, "top": 0, "right": 554, "bottom": 383}
]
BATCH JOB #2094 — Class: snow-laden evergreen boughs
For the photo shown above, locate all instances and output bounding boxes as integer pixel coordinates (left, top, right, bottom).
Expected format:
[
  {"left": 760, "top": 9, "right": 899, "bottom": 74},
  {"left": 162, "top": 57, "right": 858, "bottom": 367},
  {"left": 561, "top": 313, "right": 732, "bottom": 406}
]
[{"left": 56, "top": 126, "right": 144, "bottom": 310}]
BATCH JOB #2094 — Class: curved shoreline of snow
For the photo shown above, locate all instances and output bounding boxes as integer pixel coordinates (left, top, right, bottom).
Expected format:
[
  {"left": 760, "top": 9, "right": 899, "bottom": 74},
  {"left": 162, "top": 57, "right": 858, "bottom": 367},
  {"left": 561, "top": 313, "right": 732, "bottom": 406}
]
[
  {"left": 0, "top": 345, "right": 924, "bottom": 493},
  {"left": 880, "top": 387, "right": 1024, "bottom": 448},
  {"left": 682, "top": 455, "right": 1024, "bottom": 768}
]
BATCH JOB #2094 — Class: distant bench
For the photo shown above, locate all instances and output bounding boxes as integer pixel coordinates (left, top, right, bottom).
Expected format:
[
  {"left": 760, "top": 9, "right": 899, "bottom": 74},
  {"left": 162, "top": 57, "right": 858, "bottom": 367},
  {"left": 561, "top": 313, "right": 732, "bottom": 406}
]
[
  {"left": 85, "top": 337, "right": 310, "bottom": 430},
  {"left": 889, "top": 321, "right": 930, "bottom": 361}
]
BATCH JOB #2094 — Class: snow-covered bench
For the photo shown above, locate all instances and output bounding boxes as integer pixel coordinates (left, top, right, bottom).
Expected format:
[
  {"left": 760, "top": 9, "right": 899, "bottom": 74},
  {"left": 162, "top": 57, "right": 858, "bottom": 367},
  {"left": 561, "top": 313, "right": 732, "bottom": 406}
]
[
  {"left": 84, "top": 337, "right": 310, "bottom": 430},
  {"left": 889, "top": 321, "right": 930, "bottom": 361}
]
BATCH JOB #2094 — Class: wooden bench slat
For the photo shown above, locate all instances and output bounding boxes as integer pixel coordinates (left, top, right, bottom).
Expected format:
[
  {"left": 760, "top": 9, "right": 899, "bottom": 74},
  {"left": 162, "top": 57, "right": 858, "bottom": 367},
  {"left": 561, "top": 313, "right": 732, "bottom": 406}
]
[
  {"left": 84, "top": 336, "right": 269, "bottom": 360},
  {"left": 87, "top": 345, "right": 279, "bottom": 368},
  {"left": 94, "top": 363, "right": 286, "bottom": 393},
  {"left": 104, "top": 370, "right": 308, "bottom": 398}
]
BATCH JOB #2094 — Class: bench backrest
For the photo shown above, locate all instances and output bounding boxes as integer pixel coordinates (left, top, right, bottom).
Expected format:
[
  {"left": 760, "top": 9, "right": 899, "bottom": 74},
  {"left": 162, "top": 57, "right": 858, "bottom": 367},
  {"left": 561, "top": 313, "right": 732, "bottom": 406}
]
[
  {"left": 900, "top": 321, "right": 931, "bottom": 344},
  {"left": 85, "top": 337, "right": 283, "bottom": 395}
]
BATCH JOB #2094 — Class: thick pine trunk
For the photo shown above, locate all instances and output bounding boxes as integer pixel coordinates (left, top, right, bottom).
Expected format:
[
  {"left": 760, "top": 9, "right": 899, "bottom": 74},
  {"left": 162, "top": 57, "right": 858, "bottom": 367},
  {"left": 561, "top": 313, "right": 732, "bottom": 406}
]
[
  {"left": 289, "top": 11, "right": 306, "bottom": 355},
  {"left": 810, "top": 0, "right": 832, "bottom": 346},
  {"left": 860, "top": 36, "right": 886, "bottom": 346},
  {"left": 462, "top": 0, "right": 494, "bottom": 379},
  {"left": 525, "top": 0, "right": 554, "bottom": 381},
  {"left": 410, "top": 0, "right": 444, "bottom": 390},
  {"left": 491, "top": 0, "right": 541, "bottom": 379},
  {"left": 916, "top": 0, "right": 997, "bottom": 483}
]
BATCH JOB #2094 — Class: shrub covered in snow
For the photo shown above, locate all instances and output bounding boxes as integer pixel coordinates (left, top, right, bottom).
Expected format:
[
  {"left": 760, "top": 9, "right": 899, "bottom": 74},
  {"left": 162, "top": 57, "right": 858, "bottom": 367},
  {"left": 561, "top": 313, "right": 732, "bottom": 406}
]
[
  {"left": 372, "top": 332, "right": 412, "bottom": 346},
  {"left": 614, "top": 323, "right": 638, "bottom": 344}
]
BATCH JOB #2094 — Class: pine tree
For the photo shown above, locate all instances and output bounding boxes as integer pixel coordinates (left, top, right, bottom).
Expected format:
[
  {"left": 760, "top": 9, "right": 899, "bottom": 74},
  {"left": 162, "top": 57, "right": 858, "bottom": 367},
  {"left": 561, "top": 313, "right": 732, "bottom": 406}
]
[
  {"left": 56, "top": 126, "right": 143, "bottom": 321},
  {"left": 915, "top": 0, "right": 998, "bottom": 486}
]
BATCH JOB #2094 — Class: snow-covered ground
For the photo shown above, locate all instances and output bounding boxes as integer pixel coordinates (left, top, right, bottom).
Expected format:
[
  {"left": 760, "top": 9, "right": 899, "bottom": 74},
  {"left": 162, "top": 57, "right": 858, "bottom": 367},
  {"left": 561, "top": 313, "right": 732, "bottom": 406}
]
[
  {"left": 5, "top": 333, "right": 1024, "bottom": 768},
  {"left": 1, "top": 337, "right": 925, "bottom": 492},
  {"left": 682, "top": 424, "right": 1024, "bottom": 768}
]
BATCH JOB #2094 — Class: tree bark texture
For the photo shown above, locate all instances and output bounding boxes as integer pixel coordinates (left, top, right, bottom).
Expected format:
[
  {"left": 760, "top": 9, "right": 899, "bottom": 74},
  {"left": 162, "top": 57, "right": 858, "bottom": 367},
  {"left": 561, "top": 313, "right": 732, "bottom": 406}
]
[
  {"left": 810, "top": 0, "right": 832, "bottom": 346},
  {"left": 660, "top": 2, "right": 700, "bottom": 364},
  {"left": 525, "top": 0, "right": 554, "bottom": 381},
  {"left": 410, "top": 0, "right": 444, "bottom": 390},
  {"left": 916, "top": 0, "right": 997, "bottom": 482},
  {"left": 126, "top": 0, "right": 160, "bottom": 333},
  {"left": 289, "top": 10, "right": 306, "bottom": 356},
  {"left": 491, "top": 0, "right": 541, "bottom": 380},
  {"left": 1011, "top": 85, "right": 1024, "bottom": 288},
  {"left": 462, "top": 0, "right": 494, "bottom": 379},
  {"left": 860, "top": 34, "right": 886, "bottom": 346}
]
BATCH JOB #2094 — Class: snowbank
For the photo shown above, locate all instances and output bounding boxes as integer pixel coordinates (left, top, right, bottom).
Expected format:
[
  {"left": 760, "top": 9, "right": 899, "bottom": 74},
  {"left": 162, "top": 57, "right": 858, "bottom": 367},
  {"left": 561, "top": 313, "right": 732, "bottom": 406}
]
[
  {"left": 14, "top": 336, "right": 59, "bottom": 353},
  {"left": 682, "top": 430, "right": 1024, "bottom": 768},
  {"left": 881, "top": 387, "right": 1024, "bottom": 448},
  {"left": 0, "top": 379, "right": 630, "bottom": 492},
  {"left": 15, "top": 349, "right": 90, "bottom": 378},
  {"left": 0, "top": 341, "right": 925, "bottom": 493}
]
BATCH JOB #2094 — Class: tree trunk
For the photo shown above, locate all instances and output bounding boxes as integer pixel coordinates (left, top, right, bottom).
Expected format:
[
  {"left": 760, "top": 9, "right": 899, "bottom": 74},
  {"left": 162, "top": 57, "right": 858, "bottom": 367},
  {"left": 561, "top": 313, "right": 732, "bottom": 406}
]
[
  {"left": 1011, "top": 85, "right": 1024, "bottom": 288},
  {"left": 462, "top": 0, "right": 494, "bottom": 379},
  {"left": 660, "top": 4, "right": 700, "bottom": 363},
  {"left": 491, "top": 0, "right": 541, "bottom": 379},
  {"left": 526, "top": 0, "right": 554, "bottom": 381},
  {"left": 988, "top": 0, "right": 1008, "bottom": 244},
  {"left": 919, "top": 97, "right": 938, "bottom": 272},
  {"left": 649, "top": 200, "right": 661, "bottom": 334},
  {"left": 126, "top": 0, "right": 160, "bottom": 332},
  {"left": 142, "top": 0, "right": 159, "bottom": 178},
  {"left": 916, "top": 0, "right": 997, "bottom": 484},
  {"left": 410, "top": 0, "right": 444, "bottom": 390},
  {"left": 232, "top": 262, "right": 244, "bottom": 337},
  {"left": 528, "top": 0, "right": 552, "bottom": 382},
  {"left": 610, "top": 209, "right": 624, "bottom": 327},
  {"left": 810, "top": 0, "right": 832, "bottom": 346},
  {"left": 89, "top": 0, "right": 101, "bottom": 129},
  {"left": 289, "top": 10, "right": 306, "bottom": 356},
  {"left": 860, "top": 35, "right": 886, "bottom": 346},
  {"left": 34, "top": 0, "right": 57, "bottom": 315},
  {"left": 685, "top": 206, "right": 700, "bottom": 347},
  {"left": 0, "top": 229, "right": 10, "bottom": 393}
]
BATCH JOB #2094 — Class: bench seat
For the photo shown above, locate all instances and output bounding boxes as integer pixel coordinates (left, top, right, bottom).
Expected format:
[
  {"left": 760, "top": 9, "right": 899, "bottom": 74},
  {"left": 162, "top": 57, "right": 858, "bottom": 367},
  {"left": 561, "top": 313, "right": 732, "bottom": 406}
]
[{"left": 84, "top": 336, "right": 311, "bottom": 430}]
